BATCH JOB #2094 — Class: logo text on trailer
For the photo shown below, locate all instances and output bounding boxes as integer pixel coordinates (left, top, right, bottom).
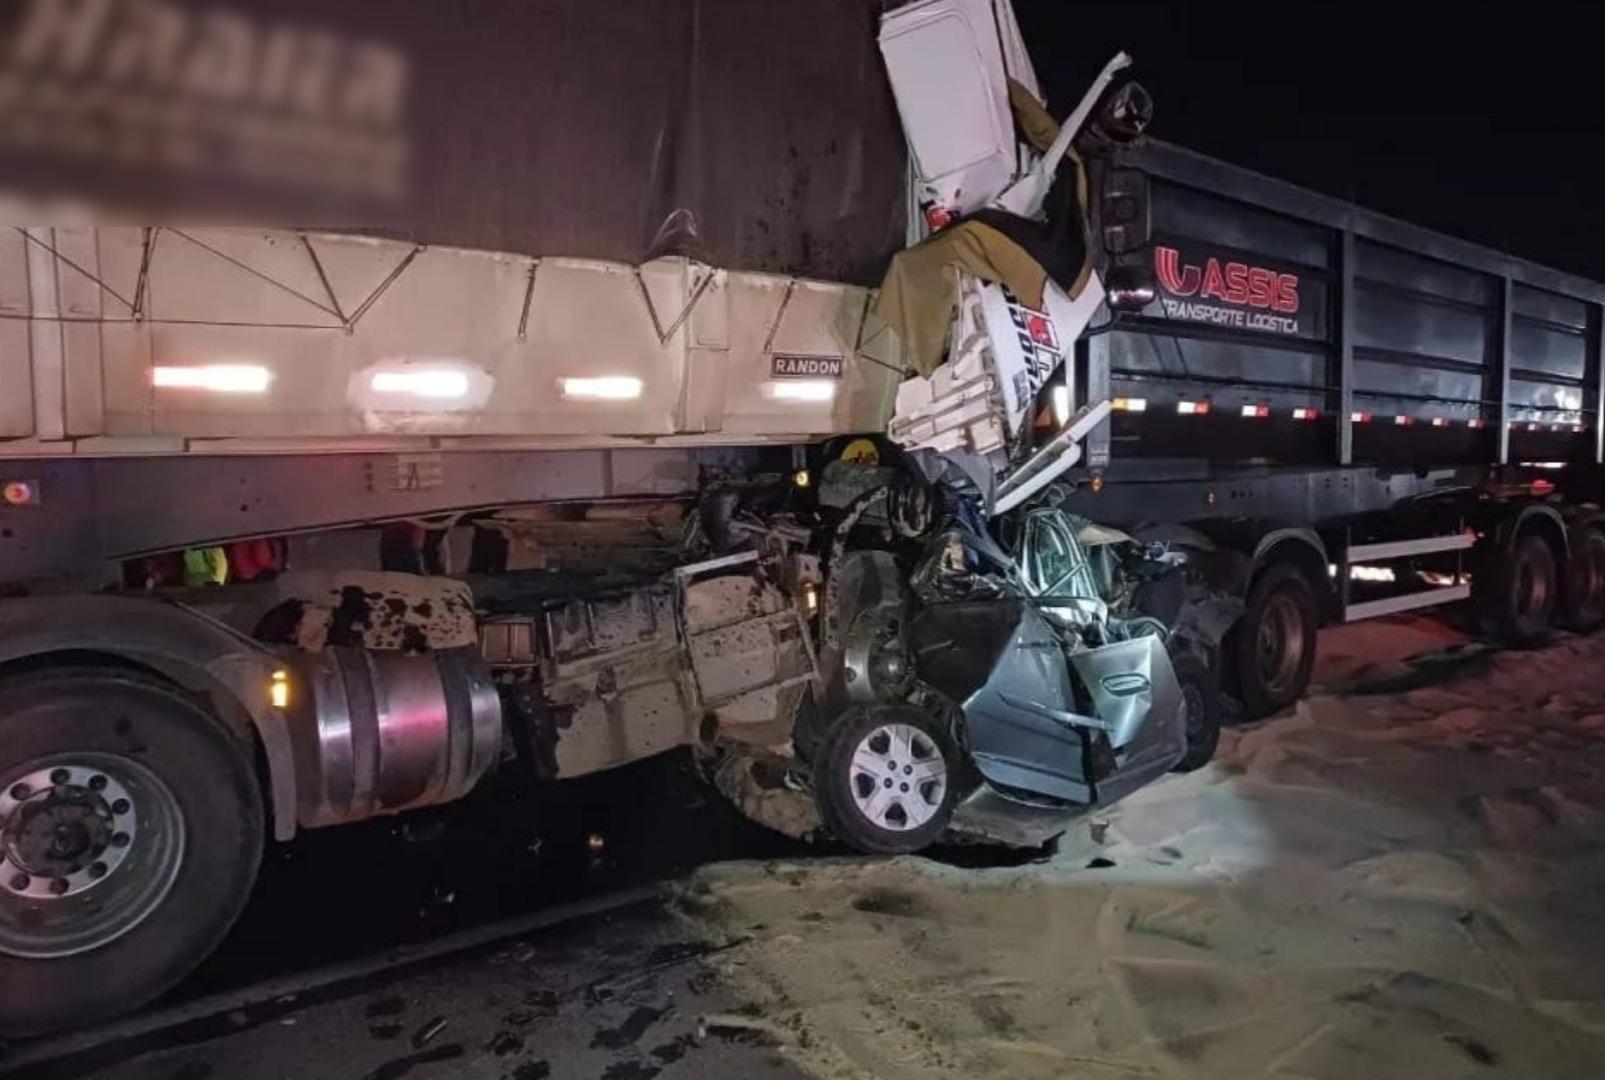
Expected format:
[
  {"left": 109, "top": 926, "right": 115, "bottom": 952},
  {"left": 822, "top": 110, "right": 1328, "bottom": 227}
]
[
  {"left": 771, "top": 354, "right": 844, "bottom": 378},
  {"left": 1153, "top": 245, "right": 1302, "bottom": 336}
]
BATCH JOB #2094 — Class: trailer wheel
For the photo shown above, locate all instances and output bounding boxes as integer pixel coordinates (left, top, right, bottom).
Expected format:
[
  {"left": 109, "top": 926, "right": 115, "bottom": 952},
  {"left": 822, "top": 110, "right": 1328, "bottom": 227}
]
[
  {"left": 814, "top": 704, "right": 956, "bottom": 855},
  {"left": 0, "top": 669, "right": 263, "bottom": 1037},
  {"left": 1491, "top": 533, "right": 1559, "bottom": 646},
  {"left": 1234, "top": 562, "right": 1318, "bottom": 718},
  {"left": 1560, "top": 527, "right": 1605, "bottom": 634},
  {"left": 1170, "top": 653, "right": 1222, "bottom": 773}
]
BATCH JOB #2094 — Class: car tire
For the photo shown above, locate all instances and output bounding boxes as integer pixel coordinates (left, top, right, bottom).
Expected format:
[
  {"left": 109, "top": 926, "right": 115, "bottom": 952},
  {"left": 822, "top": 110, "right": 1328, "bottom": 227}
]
[
  {"left": 1560, "top": 526, "right": 1605, "bottom": 634},
  {"left": 1233, "top": 562, "right": 1318, "bottom": 719},
  {"left": 814, "top": 704, "right": 957, "bottom": 855},
  {"left": 0, "top": 669, "right": 264, "bottom": 1037},
  {"left": 1170, "top": 653, "right": 1223, "bottom": 773},
  {"left": 1490, "top": 533, "right": 1558, "bottom": 647}
]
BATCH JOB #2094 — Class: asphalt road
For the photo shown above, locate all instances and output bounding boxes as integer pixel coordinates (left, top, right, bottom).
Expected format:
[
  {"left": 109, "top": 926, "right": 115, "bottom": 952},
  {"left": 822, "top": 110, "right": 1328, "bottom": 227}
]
[
  {"left": 0, "top": 752, "right": 822, "bottom": 1080},
  {"left": 193, "top": 753, "right": 810, "bottom": 999},
  {"left": 63, "top": 897, "right": 811, "bottom": 1080}
]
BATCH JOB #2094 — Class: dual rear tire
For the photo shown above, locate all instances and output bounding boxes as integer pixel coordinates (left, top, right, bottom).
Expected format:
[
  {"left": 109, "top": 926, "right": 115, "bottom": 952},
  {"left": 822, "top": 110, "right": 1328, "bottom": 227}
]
[
  {"left": 1483, "top": 527, "right": 1605, "bottom": 644},
  {"left": 1230, "top": 525, "right": 1605, "bottom": 719}
]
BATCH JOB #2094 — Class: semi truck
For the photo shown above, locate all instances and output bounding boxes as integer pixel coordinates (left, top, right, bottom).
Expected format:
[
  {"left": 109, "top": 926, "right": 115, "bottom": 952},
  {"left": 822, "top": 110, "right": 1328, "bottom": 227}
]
[{"left": 2, "top": 0, "right": 1603, "bottom": 1037}]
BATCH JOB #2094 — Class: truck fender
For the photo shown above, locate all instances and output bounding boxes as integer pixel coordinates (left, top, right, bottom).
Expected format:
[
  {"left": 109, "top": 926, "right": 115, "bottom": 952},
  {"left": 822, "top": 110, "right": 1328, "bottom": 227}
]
[
  {"left": 1129, "top": 523, "right": 1249, "bottom": 599},
  {"left": 1481, "top": 501, "right": 1569, "bottom": 563},
  {"left": 1557, "top": 503, "right": 1605, "bottom": 545},
  {"left": 1248, "top": 527, "right": 1334, "bottom": 616},
  {"left": 1177, "top": 520, "right": 1331, "bottom": 612},
  {"left": 0, "top": 594, "right": 298, "bottom": 841}
]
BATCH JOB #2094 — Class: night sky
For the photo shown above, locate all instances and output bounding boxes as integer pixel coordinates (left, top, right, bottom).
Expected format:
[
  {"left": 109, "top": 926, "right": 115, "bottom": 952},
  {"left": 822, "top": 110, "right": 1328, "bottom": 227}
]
[{"left": 1016, "top": 1, "right": 1605, "bottom": 281}]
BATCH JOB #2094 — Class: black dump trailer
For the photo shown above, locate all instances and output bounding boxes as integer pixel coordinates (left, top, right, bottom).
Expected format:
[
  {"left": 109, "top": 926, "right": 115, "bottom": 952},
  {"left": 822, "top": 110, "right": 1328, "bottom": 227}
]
[{"left": 1067, "top": 139, "right": 1605, "bottom": 714}]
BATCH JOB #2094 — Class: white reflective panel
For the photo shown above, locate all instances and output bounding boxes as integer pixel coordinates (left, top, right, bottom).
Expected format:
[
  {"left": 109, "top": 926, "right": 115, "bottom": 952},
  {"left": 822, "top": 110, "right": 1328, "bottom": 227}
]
[
  {"left": 560, "top": 376, "right": 643, "bottom": 400},
  {"left": 152, "top": 364, "right": 273, "bottom": 393},
  {"left": 350, "top": 360, "right": 493, "bottom": 415},
  {"left": 370, "top": 369, "right": 470, "bottom": 399},
  {"left": 768, "top": 380, "right": 837, "bottom": 402}
]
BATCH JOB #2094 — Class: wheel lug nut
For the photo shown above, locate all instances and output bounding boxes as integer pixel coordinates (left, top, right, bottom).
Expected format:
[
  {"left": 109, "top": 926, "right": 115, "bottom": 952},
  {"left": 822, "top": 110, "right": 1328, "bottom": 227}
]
[
  {"left": 900, "top": 783, "right": 909, "bottom": 793},
  {"left": 88, "top": 774, "right": 108, "bottom": 792},
  {"left": 883, "top": 778, "right": 893, "bottom": 788},
  {"left": 50, "top": 768, "right": 71, "bottom": 786},
  {"left": 111, "top": 832, "right": 130, "bottom": 848},
  {"left": 10, "top": 873, "right": 30, "bottom": 891},
  {"left": 904, "top": 765, "right": 912, "bottom": 775},
  {"left": 111, "top": 799, "right": 131, "bottom": 816},
  {"left": 87, "top": 862, "right": 107, "bottom": 880},
  {"left": 8, "top": 783, "right": 30, "bottom": 801},
  {"left": 48, "top": 878, "right": 69, "bottom": 896}
]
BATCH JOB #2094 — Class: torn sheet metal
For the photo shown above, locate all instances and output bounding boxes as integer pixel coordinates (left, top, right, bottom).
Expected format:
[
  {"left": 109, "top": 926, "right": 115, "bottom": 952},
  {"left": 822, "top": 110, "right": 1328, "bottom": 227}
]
[
  {"left": 684, "top": 571, "right": 817, "bottom": 747},
  {"left": 887, "top": 273, "right": 1104, "bottom": 469},
  {"left": 879, "top": 0, "right": 1024, "bottom": 227},
  {"left": 535, "top": 585, "right": 697, "bottom": 778},
  {"left": 515, "top": 560, "right": 820, "bottom": 781}
]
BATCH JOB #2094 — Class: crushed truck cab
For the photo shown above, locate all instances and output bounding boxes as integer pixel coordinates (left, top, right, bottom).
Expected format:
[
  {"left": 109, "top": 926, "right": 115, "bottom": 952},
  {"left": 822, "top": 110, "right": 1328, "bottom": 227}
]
[{"left": 874, "top": 0, "right": 1151, "bottom": 512}]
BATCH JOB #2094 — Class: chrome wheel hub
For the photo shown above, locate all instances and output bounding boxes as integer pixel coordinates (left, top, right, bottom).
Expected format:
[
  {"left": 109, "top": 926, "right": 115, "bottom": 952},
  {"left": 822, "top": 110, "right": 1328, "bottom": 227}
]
[
  {"left": 848, "top": 722, "right": 947, "bottom": 831},
  {"left": 0, "top": 754, "right": 185, "bottom": 958},
  {"left": 1, "top": 765, "right": 136, "bottom": 901}
]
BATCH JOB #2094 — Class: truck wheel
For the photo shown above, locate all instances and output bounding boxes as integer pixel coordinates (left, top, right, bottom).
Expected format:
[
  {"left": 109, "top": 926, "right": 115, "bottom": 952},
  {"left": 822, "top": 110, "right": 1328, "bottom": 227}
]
[
  {"left": 0, "top": 670, "right": 263, "bottom": 1037},
  {"left": 1491, "top": 533, "right": 1558, "bottom": 646},
  {"left": 814, "top": 704, "right": 956, "bottom": 855},
  {"left": 1561, "top": 527, "right": 1605, "bottom": 634},
  {"left": 1170, "top": 653, "right": 1222, "bottom": 773},
  {"left": 1234, "top": 562, "right": 1318, "bottom": 718}
]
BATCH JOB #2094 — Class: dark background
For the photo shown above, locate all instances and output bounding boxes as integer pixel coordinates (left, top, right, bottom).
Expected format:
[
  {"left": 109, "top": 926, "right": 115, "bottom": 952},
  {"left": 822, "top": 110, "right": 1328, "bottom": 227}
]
[{"left": 1017, "top": 0, "right": 1605, "bottom": 278}]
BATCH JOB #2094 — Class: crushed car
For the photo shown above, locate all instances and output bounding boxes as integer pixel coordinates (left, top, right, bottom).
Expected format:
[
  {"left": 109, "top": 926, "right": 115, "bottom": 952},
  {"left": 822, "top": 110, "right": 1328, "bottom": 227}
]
[{"left": 706, "top": 479, "right": 1241, "bottom": 854}]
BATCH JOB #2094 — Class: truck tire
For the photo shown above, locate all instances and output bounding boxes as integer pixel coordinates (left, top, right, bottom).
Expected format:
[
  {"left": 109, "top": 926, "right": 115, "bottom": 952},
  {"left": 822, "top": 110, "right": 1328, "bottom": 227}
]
[
  {"left": 1560, "top": 526, "right": 1605, "bottom": 634},
  {"left": 0, "top": 669, "right": 263, "bottom": 1037},
  {"left": 1490, "top": 533, "right": 1558, "bottom": 647},
  {"left": 814, "top": 704, "right": 957, "bottom": 855},
  {"left": 1233, "top": 562, "right": 1318, "bottom": 719},
  {"left": 1170, "top": 653, "right": 1222, "bottom": 773}
]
